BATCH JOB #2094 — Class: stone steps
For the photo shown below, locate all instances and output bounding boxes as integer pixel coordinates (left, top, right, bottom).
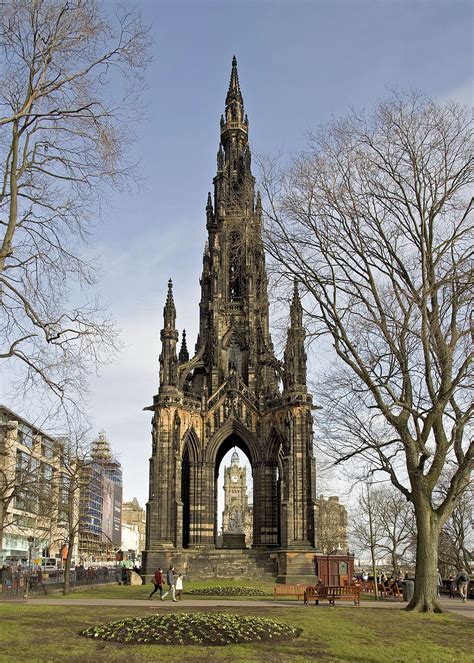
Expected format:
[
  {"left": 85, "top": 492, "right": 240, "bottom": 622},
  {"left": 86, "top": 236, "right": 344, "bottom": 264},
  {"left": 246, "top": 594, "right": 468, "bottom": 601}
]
[{"left": 144, "top": 548, "right": 278, "bottom": 580}]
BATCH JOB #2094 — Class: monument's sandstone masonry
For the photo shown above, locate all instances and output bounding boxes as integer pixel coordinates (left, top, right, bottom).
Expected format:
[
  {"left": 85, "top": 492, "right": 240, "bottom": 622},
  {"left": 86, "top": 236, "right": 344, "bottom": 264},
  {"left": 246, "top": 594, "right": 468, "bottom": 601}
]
[{"left": 143, "top": 58, "right": 318, "bottom": 581}]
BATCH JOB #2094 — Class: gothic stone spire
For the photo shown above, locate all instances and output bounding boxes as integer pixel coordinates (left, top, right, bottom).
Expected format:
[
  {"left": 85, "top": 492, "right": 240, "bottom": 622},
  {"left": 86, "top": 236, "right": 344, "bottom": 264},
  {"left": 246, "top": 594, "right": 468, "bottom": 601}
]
[
  {"left": 159, "top": 278, "right": 179, "bottom": 389},
  {"left": 225, "top": 55, "right": 244, "bottom": 119},
  {"left": 284, "top": 280, "right": 308, "bottom": 392},
  {"left": 179, "top": 329, "right": 189, "bottom": 363}
]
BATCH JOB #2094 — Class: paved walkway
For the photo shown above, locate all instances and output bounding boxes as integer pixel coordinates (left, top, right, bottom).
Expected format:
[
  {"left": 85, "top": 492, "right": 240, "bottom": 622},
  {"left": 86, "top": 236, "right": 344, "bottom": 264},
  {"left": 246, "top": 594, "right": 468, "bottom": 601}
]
[{"left": 25, "top": 596, "right": 473, "bottom": 619}]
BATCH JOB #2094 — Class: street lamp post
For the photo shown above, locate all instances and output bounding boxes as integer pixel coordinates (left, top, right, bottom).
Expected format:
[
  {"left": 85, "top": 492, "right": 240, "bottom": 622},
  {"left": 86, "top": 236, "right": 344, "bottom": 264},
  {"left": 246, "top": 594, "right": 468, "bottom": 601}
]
[{"left": 27, "top": 536, "right": 34, "bottom": 568}]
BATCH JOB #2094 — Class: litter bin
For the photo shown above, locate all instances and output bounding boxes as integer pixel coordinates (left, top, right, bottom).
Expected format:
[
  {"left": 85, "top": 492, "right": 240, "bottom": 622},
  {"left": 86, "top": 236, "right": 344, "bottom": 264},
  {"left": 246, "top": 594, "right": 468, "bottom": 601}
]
[{"left": 403, "top": 580, "right": 414, "bottom": 602}]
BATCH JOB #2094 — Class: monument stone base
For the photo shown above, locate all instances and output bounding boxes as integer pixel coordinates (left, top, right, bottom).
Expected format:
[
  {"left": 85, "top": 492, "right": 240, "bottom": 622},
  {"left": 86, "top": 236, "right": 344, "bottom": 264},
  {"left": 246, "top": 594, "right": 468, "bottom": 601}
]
[
  {"left": 222, "top": 533, "right": 246, "bottom": 549},
  {"left": 275, "top": 549, "right": 318, "bottom": 584}
]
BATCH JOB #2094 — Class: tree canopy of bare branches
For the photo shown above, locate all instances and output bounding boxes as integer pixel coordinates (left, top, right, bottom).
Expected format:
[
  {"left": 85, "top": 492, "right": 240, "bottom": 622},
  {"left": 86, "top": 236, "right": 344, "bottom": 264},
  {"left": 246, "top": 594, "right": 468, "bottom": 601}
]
[
  {"left": 436, "top": 474, "right": 473, "bottom": 577},
  {"left": 351, "top": 483, "right": 415, "bottom": 581},
  {"left": 0, "top": 0, "right": 151, "bottom": 414},
  {"left": 262, "top": 91, "right": 473, "bottom": 612}
]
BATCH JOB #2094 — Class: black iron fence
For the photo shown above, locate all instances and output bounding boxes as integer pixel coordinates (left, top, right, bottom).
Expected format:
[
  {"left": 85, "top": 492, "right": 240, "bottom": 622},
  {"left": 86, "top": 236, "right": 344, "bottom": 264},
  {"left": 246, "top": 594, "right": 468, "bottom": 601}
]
[{"left": 0, "top": 566, "right": 118, "bottom": 600}]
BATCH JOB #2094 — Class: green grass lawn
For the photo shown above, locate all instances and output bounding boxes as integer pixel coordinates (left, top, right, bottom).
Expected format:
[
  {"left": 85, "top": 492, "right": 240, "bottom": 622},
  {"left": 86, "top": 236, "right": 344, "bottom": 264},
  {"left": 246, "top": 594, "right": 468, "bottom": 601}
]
[
  {"left": 42, "top": 577, "right": 378, "bottom": 601},
  {"left": 47, "top": 577, "right": 278, "bottom": 600},
  {"left": 0, "top": 601, "right": 471, "bottom": 662}
]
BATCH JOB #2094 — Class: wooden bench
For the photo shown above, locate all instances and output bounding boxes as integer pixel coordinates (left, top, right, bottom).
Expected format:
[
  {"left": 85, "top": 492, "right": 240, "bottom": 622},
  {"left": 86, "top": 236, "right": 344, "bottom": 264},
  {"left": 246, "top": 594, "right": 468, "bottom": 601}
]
[
  {"left": 383, "top": 583, "right": 403, "bottom": 599},
  {"left": 364, "top": 581, "right": 403, "bottom": 599},
  {"left": 304, "top": 585, "right": 329, "bottom": 605},
  {"left": 273, "top": 583, "right": 307, "bottom": 601},
  {"left": 305, "top": 584, "right": 360, "bottom": 606}
]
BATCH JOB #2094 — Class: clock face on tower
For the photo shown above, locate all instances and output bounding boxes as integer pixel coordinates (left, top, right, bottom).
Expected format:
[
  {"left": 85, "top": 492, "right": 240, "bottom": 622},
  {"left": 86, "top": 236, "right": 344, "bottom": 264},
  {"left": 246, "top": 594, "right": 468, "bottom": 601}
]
[{"left": 231, "top": 474, "right": 239, "bottom": 483}]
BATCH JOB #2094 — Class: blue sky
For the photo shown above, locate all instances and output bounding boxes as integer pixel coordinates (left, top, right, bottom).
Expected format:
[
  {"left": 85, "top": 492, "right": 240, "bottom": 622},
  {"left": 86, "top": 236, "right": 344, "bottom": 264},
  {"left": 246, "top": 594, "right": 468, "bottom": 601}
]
[{"left": 3, "top": 0, "right": 473, "bottom": 512}]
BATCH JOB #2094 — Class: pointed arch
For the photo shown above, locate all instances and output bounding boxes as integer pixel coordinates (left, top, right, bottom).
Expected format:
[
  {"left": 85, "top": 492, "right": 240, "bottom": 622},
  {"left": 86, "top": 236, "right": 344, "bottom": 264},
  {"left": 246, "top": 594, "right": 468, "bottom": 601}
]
[
  {"left": 205, "top": 420, "right": 260, "bottom": 466},
  {"left": 266, "top": 425, "right": 285, "bottom": 462},
  {"left": 222, "top": 327, "right": 246, "bottom": 350},
  {"left": 182, "top": 426, "right": 201, "bottom": 463}
]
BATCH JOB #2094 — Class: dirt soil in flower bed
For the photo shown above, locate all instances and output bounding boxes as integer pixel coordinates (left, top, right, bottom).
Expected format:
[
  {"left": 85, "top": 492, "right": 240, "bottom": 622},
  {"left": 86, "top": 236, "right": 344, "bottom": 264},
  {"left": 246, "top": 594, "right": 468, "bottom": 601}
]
[{"left": 81, "top": 612, "right": 302, "bottom": 646}]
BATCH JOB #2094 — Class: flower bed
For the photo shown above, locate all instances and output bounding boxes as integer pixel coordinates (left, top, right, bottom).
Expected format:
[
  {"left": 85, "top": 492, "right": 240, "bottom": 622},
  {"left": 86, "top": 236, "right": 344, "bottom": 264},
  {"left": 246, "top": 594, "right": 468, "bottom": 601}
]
[
  {"left": 81, "top": 612, "right": 301, "bottom": 646},
  {"left": 185, "top": 586, "right": 268, "bottom": 596}
]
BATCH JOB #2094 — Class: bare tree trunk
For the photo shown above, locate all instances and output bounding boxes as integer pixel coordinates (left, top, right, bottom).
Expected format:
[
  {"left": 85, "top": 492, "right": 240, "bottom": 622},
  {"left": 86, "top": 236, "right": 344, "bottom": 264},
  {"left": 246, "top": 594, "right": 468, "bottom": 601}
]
[
  {"left": 370, "top": 548, "right": 379, "bottom": 601},
  {"left": 392, "top": 549, "right": 398, "bottom": 577},
  {"left": 407, "top": 501, "right": 441, "bottom": 612},
  {"left": 367, "top": 486, "right": 379, "bottom": 600},
  {"left": 63, "top": 539, "right": 74, "bottom": 596}
]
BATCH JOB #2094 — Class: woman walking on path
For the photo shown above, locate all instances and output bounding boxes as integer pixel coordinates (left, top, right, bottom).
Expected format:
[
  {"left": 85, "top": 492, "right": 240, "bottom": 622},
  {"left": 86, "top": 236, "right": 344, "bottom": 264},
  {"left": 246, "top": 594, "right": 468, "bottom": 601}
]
[{"left": 149, "top": 567, "right": 163, "bottom": 600}]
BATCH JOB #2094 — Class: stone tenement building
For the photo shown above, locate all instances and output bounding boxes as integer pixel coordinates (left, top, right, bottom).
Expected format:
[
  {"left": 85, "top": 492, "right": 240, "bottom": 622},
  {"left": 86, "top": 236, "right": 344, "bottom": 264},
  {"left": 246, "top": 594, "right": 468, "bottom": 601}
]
[
  {"left": 221, "top": 450, "right": 253, "bottom": 548},
  {"left": 315, "top": 496, "right": 348, "bottom": 554},
  {"left": 143, "top": 58, "right": 317, "bottom": 581},
  {"left": 122, "top": 497, "right": 146, "bottom": 562}
]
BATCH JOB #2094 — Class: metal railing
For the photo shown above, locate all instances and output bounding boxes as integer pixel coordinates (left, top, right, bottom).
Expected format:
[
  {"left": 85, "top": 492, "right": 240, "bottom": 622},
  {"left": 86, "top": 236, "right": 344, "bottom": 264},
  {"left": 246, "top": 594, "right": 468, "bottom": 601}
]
[{"left": 0, "top": 566, "right": 118, "bottom": 600}]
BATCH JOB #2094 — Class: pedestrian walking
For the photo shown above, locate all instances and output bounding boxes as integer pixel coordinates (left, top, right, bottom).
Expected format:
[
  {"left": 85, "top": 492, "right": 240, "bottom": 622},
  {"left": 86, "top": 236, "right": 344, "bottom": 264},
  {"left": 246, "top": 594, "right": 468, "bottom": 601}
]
[
  {"left": 161, "top": 565, "right": 177, "bottom": 601},
  {"left": 456, "top": 568, "right": 470, "bottom": 603},
  {"left": 437, "top": 569, "right": 443, "bottom": 598},
  {"left": 176, "top": 573, "right": 183, "bottom": 600},
  {"left": 448, "top": 575, "right": 456, "bottom": 599},
  {"left": 149, "top": 567, "right": 163, "bottom": 600}
]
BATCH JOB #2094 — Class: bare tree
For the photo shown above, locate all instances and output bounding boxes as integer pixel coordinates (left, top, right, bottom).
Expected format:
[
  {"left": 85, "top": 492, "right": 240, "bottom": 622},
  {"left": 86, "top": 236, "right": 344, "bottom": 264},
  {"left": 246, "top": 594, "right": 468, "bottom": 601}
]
[
  {"left": 0, "top": 0, "right": 151, "bottom": 414},
  {"left": 351, "top": 483, "right": 383, "bottom": 599},
  {"left": 262, "top": 91, "right": 473, "bottom": 612},
  {"left": 371, "top": 485, "right": 415, "bottom": 576},
  {"left": 53, "top": 433, "right": 93, "bottom": 595},
  {"left": 437, "top": 477, "right": 473, "bottom": 577}
]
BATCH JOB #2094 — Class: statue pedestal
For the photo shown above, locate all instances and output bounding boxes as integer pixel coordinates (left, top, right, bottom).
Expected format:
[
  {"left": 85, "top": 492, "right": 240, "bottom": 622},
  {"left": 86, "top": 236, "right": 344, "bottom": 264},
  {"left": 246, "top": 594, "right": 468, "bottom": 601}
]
[{"left": 222, "top": 533, "right": 246, "bottom": 549}]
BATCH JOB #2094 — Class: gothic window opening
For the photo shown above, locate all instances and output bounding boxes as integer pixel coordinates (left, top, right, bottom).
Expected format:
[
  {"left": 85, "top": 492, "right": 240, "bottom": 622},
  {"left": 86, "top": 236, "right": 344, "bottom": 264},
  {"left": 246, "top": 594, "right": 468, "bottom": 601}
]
[
  {"left": 181, "top": 446, "right": 190, "bottom": 547},
  {"left": 228, "top": 231, "right": 242, "bottom": 301},
  {"left": 227, "top": 335, "right": 243, "bottom": 376}
]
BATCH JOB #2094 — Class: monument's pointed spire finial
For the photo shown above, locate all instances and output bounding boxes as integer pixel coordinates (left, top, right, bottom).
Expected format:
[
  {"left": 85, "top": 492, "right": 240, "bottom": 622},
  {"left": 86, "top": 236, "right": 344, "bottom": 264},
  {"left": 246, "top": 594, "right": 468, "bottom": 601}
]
[
  {"left": 290, "top": 279, "right": 303, "bottom": 327},
  {"left": 226, "top": 55, "right": 243, "bottom": 108},
  {"left": 163, "top": 278, "right": 176, "bottom": 328}
]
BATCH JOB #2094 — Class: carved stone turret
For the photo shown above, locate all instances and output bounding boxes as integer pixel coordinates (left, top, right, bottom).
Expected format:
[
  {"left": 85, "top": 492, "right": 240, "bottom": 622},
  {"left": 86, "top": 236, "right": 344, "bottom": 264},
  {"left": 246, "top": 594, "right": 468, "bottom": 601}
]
[
  {"left": 283, "top": 281, "right": 308, "bottom": 394},
  {"left": 158, "top": 279, "right": 179, "bottom": 391}
]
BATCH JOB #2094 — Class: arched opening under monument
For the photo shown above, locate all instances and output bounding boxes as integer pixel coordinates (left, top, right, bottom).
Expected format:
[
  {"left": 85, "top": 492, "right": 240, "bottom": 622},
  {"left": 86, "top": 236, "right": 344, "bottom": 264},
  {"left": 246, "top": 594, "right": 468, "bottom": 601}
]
[
  {"left": 181, "top": 445, "right": 191, "bottom": 548},
  {"left": 215, "top": 439, "right": 253, "bottom": 549}
]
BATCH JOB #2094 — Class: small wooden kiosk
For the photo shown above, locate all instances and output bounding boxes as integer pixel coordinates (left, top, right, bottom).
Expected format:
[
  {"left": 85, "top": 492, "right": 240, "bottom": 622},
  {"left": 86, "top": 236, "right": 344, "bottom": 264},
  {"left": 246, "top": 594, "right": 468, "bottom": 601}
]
[{"left": 314, "top": 552, "right": 355, "bottom": 585}]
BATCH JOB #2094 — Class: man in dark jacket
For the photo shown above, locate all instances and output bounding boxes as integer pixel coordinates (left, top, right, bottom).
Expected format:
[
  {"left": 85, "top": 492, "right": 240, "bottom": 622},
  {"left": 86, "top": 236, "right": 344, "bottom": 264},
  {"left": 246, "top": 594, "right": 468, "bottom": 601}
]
[
  {"left": 161, "top": 565, "right": 177, "bottom": 601},
  {"left": 456, "top": 569, "right": 470, "bottom": 603},
  {"left": 148, "top": 567, "right": 163, "bottom": 600}
]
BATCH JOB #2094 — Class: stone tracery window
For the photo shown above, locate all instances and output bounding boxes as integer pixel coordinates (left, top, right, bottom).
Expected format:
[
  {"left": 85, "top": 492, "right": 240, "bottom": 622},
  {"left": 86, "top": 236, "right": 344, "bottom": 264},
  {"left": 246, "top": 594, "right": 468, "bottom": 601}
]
[
  {"left": 227, "top": 334, "right": 243, "bottom": 376},
  {"left": 228, "top": 231, "right": 242, "bottom": 301}
]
